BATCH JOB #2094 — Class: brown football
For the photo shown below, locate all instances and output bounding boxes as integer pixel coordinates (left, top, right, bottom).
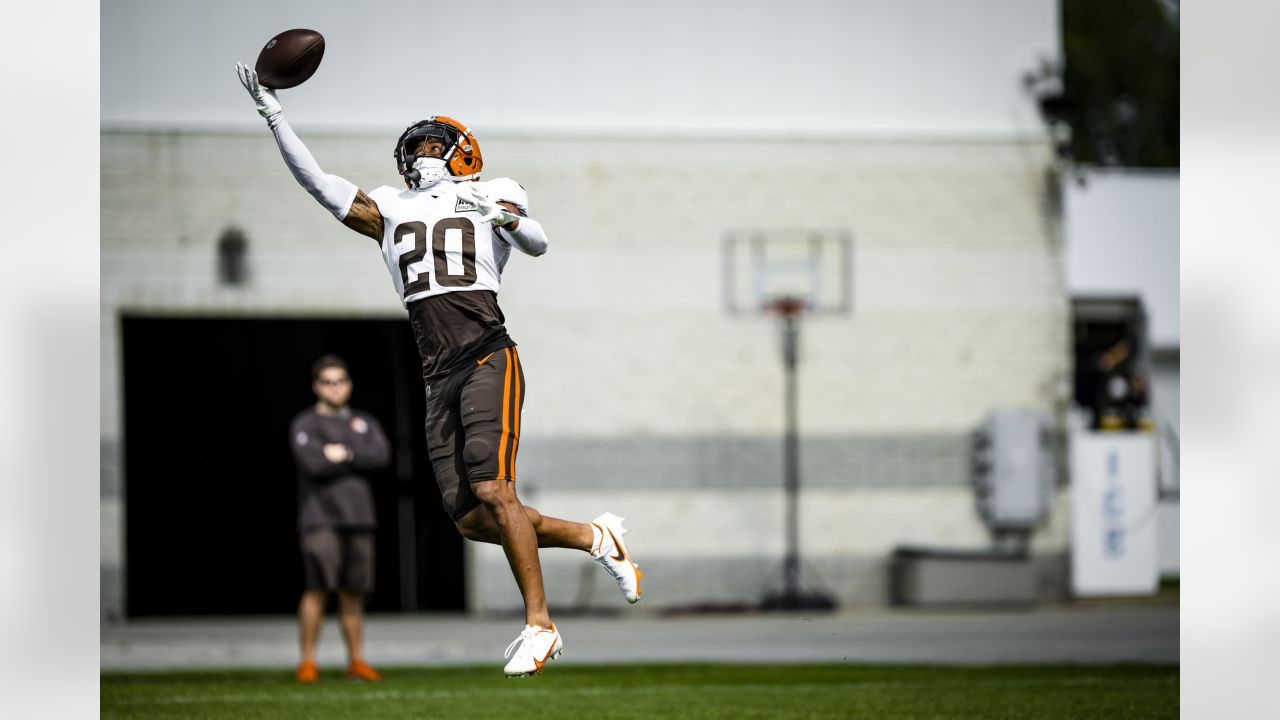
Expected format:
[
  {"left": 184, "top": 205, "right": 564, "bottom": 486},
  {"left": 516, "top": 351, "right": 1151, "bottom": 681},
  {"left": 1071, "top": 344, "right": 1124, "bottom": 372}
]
[{"left": 254, "top": 29, "right": 325, "bottom": 89}]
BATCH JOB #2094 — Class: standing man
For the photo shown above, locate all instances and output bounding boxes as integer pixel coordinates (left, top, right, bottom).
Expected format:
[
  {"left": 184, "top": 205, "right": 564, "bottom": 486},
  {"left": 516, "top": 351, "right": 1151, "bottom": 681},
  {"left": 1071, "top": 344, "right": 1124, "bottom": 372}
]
[
  {"left": 290, "top": 354, "right": 391, "bottom": 683},
  {"left": 237, "top": 64, "right": 643, "bottom": 677}
]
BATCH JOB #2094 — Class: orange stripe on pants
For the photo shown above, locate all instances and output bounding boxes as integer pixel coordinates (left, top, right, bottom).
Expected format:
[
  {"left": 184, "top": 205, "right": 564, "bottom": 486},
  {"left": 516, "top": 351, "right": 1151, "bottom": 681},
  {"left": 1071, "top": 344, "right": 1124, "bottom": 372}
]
[
  {"left": 497, "top": 347, "right": 514, "bottom": 479},
  {"left": 509, "top": 348, "right": 522, "bottom": 479}
]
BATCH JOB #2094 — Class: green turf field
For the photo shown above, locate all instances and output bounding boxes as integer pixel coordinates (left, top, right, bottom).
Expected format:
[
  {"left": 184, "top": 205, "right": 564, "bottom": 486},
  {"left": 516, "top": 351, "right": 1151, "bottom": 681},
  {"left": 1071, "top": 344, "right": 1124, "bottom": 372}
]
[{"left": 102, "top": 663, "right": 1177, "bottom": 719}]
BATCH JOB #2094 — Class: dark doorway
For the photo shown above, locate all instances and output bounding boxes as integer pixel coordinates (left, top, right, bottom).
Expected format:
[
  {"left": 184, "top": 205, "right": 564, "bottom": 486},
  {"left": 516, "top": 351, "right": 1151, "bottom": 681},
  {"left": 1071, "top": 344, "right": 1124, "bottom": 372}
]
[
  {"left": 121, "top": 316, "right": 464, "bottom": 617},
  {"left": 1071, "top": 297, "right": 1150, "bottom": 431}
]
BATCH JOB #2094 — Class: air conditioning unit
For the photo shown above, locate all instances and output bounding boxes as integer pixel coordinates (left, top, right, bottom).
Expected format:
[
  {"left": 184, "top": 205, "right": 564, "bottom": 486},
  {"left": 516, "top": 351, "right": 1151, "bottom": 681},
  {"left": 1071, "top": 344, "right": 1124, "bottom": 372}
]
[{"left": 970, "top": 409, "right": 1055, "bottom": 531}]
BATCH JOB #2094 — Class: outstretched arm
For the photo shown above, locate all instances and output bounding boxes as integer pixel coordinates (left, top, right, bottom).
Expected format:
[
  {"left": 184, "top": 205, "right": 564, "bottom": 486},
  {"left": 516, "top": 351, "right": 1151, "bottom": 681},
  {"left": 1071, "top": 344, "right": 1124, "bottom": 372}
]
[{"left": 235, "top": 63, "right": 382, "bottom": 242}]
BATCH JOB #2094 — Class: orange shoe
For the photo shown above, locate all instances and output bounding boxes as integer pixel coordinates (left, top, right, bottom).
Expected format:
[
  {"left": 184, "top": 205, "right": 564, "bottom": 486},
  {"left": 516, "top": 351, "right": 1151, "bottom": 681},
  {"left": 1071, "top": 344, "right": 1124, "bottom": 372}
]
[
  {"left": 346, "top": 659, "right": 381, "bottom": 682},
  {"left": 296, "top": 659, "right": 319, "bottom": 684}
]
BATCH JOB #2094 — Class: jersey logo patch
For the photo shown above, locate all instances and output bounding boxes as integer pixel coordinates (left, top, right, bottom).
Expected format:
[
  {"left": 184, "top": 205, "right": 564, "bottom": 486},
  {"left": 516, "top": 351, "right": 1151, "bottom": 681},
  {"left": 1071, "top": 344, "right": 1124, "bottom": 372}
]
[{"left": 455, "top": 197, "right": 478, "bottom": 213}]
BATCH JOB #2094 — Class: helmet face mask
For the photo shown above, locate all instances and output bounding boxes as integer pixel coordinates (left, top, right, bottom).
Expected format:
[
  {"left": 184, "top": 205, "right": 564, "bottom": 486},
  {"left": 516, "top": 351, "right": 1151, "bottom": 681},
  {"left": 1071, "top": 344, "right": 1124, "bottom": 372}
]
[{"left": 395, "top": 116, "right": 483, "bottom": 187}]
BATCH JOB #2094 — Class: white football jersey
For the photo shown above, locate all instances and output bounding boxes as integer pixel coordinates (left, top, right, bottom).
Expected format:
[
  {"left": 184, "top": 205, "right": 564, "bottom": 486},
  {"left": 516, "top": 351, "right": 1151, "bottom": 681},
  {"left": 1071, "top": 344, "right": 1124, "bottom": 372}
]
[{"left": 368, "top": 178, "right": 530, "bottom": 307}]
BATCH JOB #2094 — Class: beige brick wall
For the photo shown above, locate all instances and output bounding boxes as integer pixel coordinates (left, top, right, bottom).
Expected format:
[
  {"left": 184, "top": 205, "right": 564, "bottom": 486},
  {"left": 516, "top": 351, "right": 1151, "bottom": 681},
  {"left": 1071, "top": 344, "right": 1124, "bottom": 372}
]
[
  {"left": 101, "top": 130, "right": 1069, "bottom": 612},
  {"left": 102, "top": 132, "right": 1067, "bottom": 432}
]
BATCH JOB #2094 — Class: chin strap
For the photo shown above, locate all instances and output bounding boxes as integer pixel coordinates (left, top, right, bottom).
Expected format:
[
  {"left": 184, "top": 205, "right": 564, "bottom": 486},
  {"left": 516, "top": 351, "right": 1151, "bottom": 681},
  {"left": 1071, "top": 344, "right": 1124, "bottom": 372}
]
[{"left": 407, "top": 157, "right": 449, "bottom": 189}]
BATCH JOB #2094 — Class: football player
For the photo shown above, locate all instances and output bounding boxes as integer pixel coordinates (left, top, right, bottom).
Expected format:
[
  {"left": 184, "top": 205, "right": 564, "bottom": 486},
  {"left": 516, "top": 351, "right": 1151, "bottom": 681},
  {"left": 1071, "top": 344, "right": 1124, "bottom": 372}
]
[{"left": 236, "top": 63, "right": 642, "bottom": 676}]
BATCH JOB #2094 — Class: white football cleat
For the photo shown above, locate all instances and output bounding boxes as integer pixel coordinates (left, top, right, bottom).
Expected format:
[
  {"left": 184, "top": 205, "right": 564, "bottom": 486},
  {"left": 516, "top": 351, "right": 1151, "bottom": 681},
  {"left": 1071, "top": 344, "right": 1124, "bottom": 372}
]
[
  {"left": 503, "top": 624, "right": 563, "bottom": 677},
  {"left": 591, "top": 512, "right": 643, "bottom": 604}
]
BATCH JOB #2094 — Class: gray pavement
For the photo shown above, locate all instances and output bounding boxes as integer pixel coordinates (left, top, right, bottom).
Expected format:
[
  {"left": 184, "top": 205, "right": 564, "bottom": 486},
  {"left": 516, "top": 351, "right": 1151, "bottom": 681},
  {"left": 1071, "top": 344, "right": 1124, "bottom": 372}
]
[{"left": 101, "top": 605, "right": 1178, "bottom": 671}]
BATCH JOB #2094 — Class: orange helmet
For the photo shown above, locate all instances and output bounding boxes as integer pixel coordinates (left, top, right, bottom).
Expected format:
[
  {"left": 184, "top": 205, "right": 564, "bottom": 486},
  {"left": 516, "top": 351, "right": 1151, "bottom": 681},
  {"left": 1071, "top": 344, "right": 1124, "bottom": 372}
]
[{"left": 394, "top": 116, "right": 483, "bottom": 187}]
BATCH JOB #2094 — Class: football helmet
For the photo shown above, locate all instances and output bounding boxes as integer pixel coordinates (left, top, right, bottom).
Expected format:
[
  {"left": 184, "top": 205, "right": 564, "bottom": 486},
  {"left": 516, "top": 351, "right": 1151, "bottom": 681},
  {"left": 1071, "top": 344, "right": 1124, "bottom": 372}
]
[{"left": 395, "top": 116, "right": 483, "bottom": 187}]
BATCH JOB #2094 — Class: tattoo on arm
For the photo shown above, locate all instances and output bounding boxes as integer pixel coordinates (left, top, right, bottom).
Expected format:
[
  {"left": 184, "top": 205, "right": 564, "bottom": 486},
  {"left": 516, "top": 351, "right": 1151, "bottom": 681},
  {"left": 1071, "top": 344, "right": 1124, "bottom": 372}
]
[{"left": 343, "top": 190, "right": 384, "bottom": 241}]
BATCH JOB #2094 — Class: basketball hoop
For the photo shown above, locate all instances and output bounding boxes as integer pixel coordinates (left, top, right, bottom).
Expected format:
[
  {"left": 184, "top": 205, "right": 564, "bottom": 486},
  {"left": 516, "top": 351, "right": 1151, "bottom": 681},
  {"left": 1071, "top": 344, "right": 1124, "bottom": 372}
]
[{"left": 766, "top": 295, "right": 809, "bottom": 318}]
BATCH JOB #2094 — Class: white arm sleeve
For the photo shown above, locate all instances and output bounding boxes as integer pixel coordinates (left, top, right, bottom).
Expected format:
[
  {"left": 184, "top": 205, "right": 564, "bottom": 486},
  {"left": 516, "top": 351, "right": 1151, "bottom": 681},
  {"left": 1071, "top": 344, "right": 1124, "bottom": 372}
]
[
  {"left": 498, "top": 217, "right": 549, "bottom": 257},
  {"left": 479, "top": 177, "right": 530, "bottom": 215},
  {"left": 267, "top": 114, "right": 359, "bottom": 220}
]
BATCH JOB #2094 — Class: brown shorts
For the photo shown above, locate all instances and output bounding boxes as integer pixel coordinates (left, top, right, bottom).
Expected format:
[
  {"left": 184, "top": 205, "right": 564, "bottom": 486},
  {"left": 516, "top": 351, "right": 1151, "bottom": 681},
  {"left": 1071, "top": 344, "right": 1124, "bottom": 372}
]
[
  {"left": 300, "top": 528, "right": 375, "bottom": 593},
  {"left": 424, "top": 345, "right": 525, "bottom": 520}
]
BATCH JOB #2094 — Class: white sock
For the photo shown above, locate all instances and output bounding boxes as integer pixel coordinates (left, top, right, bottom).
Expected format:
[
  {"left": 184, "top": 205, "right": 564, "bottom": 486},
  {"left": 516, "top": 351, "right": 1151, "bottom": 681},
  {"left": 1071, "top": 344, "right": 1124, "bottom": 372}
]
[{"left": 589, "top": 522, "right": 603, "bottom": 556}]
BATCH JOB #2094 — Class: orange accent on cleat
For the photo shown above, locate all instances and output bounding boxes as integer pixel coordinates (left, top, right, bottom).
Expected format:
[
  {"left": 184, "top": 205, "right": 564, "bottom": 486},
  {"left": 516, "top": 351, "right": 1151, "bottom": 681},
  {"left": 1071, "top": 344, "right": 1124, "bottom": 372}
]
[
  {"left": 296, "top": 659, "right": 319, "bottom": 684},
  {"left": 590, "top": 522, "right": 604, "bottom": 556},
  {"left": 346, "top": 659, "right": 382, "bottom": 682}
]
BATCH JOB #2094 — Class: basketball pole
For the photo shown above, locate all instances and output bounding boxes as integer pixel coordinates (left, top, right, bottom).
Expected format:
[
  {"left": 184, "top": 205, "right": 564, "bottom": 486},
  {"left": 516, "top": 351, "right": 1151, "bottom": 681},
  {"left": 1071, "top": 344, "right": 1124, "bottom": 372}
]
[{"left": 762, "top": 297, "right": 836, "bottom": 611}]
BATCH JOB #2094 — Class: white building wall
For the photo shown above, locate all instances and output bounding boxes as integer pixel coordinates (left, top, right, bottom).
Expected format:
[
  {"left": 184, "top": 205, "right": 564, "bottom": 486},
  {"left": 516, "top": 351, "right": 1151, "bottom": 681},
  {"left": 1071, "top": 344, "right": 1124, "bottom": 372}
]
[
  {"left": 101, "top": 130, "right": 1069, "bottom": 612},
  {"left": 1064, "top": 169, "right": 1180, "bottom": 348}
]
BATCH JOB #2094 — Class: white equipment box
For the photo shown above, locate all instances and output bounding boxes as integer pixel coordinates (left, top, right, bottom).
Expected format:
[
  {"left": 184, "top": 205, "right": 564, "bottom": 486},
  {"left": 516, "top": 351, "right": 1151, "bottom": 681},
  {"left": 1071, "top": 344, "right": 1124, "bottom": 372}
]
[{"left": 1070, "top": 431, "right": 1159, "bottom": 596}]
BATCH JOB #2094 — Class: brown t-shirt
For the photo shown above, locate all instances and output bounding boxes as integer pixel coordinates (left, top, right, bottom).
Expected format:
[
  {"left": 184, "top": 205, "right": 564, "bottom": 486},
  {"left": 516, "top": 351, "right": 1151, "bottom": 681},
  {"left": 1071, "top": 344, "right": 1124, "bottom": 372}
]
[
  {"left": 407, "top": 290, "right": 515, "bottom": 382},
  {"left": 290, "top": 407, "right": 391, "bottom": 531}
]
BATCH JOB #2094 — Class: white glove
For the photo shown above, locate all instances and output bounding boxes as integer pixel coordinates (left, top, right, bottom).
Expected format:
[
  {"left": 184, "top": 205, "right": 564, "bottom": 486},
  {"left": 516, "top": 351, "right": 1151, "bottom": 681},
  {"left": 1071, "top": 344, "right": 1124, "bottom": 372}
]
[
  {"left": 454, "top": 183, "right": 519, "bottom": 227},
  {"left": 235, "top": 62, "right": 282, "bottom": 120}
]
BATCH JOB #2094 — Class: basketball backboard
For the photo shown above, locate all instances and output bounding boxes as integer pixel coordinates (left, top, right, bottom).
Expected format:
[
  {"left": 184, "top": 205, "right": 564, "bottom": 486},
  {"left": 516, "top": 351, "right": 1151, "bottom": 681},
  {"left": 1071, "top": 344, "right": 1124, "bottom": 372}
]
[{"left": 722, "top": 230, "right": 853, "bottom": 316}]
